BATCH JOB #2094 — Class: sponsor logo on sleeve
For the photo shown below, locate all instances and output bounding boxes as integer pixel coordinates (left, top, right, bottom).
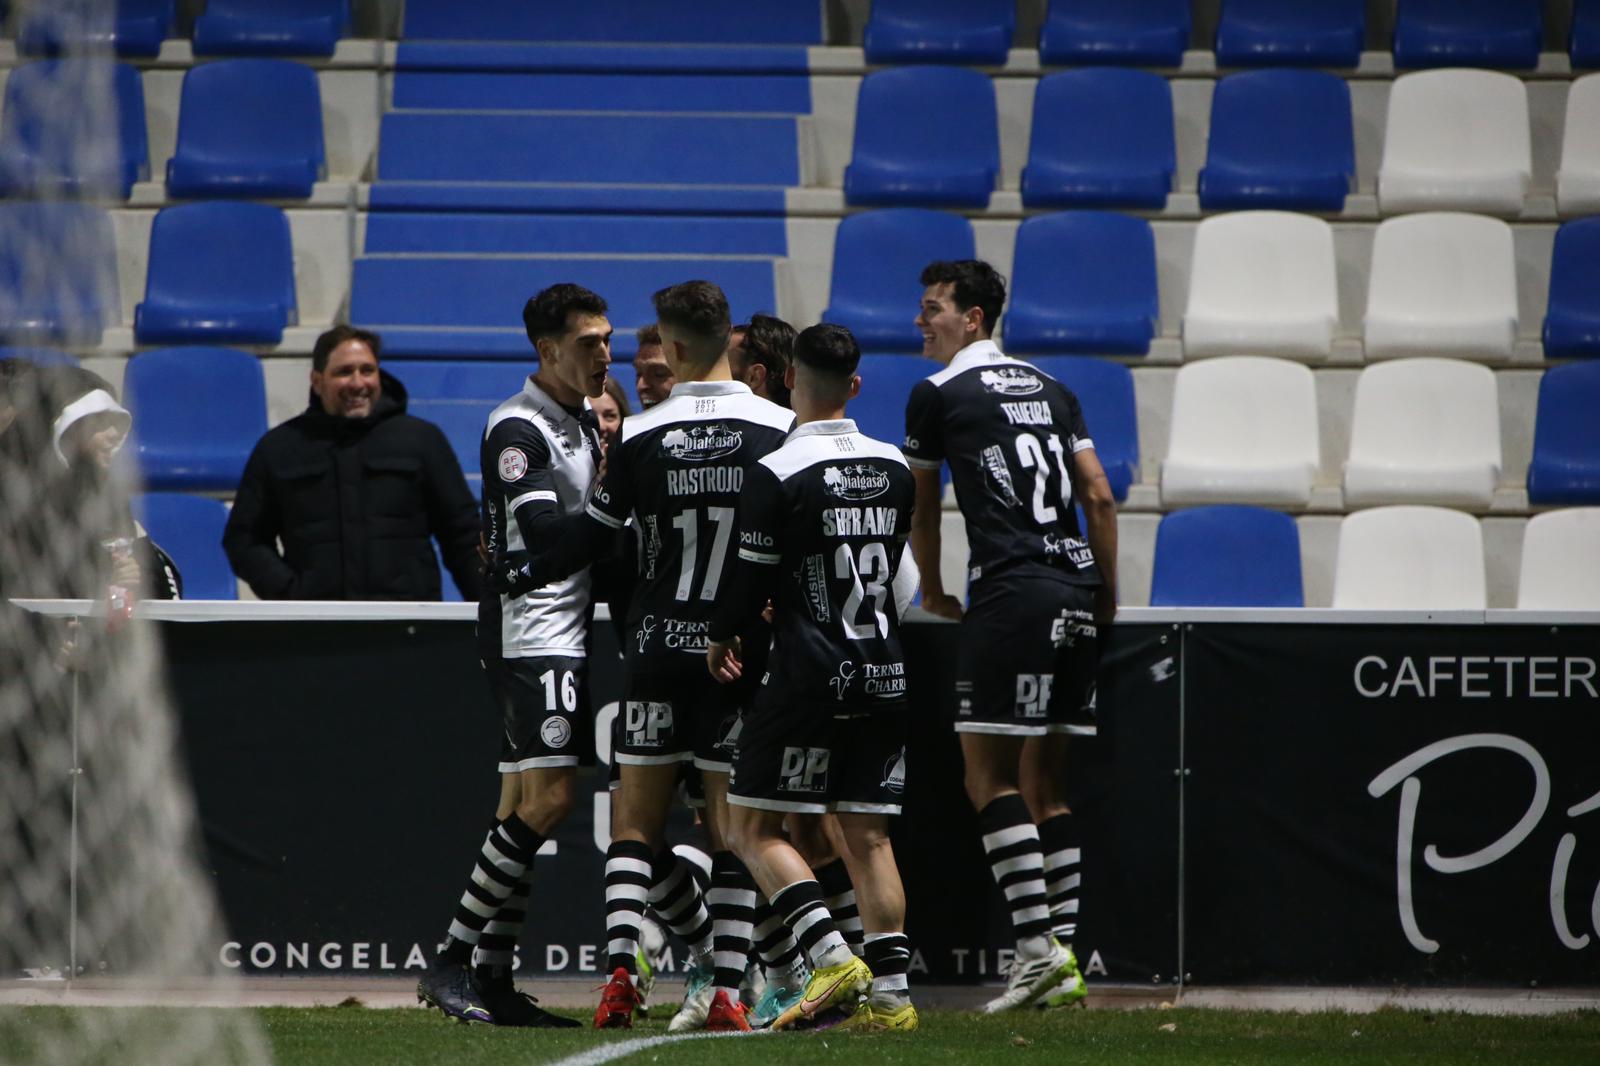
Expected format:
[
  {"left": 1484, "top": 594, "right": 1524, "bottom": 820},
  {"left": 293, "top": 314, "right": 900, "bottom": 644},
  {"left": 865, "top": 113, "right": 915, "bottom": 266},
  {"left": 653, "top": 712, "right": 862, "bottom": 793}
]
[
  {"left": 979, "top": 367, "right": 1044, "bottom": 396},
  {"left": 822, "top": 464, "right": 891, "bottom": 501},
  {"left": 498, "top": 447, "right": 528, "bottom": 482}
]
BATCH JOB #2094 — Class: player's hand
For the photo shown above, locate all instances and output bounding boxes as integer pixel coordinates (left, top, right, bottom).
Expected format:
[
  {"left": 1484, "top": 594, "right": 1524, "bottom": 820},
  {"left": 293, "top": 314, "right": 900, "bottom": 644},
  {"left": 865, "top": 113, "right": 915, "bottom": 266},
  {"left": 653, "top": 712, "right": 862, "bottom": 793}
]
[
  {"left": 1093, "top": 585, "right": 1117, "bottom": 626},
  {"left": 707, "top": 637, "right": 743, "bottom": 684},
  {"left": 490, "top": 558, "right": 539, "bottom": 597},
  {"left": 760, "top": 600, "right": 775, "bottom": 625},
  {"left": 921, "top": 592, "right": 964, "bottom": 621}
]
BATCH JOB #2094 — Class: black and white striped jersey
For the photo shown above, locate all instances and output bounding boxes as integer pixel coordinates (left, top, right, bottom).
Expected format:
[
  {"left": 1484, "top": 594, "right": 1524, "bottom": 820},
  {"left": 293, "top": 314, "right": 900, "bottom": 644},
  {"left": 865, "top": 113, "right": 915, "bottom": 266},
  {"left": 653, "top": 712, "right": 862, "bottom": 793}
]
[
  {"left": 714, "top": 419, "right": 919, "bottom": 713},
  {"left": 902, "top": 339, "right": 1103, "bottom": 588},
  {"left": 583, "top": 380, "right": 794, "bottom": 673},
  {"left": 479, "top": 377, "right": 601, "bottom": 659}
]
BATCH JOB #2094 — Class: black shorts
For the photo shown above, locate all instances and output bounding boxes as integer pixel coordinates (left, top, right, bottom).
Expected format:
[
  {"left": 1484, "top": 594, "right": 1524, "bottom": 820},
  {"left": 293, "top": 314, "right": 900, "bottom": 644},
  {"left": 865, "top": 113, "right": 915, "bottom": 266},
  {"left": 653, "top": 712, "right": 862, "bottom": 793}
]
[
  {"left": 483, "top": 655, "right": 588, "bottom": 772},
  {"left": 954, "top": 569, "right": 1100, "bottom": 738},
  {"left": 728, "top": 691, "right": 908, "bottom": 816},
  {"left": 606, "top": 736, "right": 707, "bottom": 808},
  {"left": 617, "top": 668, "right": 743, "bottom": 772}
]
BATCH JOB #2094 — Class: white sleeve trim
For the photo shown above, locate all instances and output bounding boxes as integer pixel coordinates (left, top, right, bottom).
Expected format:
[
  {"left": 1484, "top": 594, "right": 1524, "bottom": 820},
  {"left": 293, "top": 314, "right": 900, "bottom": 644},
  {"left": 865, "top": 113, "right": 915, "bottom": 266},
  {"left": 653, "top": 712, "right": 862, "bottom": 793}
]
[
  {"left": 892, "top": 542, "right": 921, "bottom": 618},
  {"left": 738, "top": 548, "right": 781, "bottom": 565},
  {"left": 584, "top": 501, "right": 626, "bottom": 529},
  {"left": 508, "top": 490, "right": 557, "bottom": 511},
  {"left": 905, "top": 456, "right": 943, "bottom": 470},
  {"left": 1071, "top": 437, "right": 1095, "bottom": 454}
]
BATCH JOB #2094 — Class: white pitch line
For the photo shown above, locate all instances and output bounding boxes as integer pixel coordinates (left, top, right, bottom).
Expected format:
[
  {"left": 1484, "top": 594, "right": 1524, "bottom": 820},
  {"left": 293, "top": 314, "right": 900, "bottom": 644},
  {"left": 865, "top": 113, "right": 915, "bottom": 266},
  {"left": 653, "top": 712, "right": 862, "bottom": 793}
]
[{"left": 546, "top": 1029, "right": 760, "bottom": 1066}]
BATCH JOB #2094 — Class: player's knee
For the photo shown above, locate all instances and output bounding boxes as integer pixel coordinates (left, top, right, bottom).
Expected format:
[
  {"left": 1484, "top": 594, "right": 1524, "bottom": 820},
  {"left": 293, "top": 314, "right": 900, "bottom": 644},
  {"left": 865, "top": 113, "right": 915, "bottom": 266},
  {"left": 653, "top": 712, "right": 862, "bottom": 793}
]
[
  {"left": 839, "top": 819, "right": 890, "bottom": 858},
  {"left": 515, "top": 775, "right": 575, "bottom": 832}
]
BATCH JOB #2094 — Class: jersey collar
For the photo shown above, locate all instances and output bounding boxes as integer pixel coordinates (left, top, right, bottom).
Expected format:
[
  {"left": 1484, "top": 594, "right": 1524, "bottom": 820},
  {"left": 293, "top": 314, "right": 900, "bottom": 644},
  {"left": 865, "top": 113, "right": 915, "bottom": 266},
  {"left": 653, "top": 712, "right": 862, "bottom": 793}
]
[
  {"left": 666, "top": 379, "right": 753, "bottom": 399},
  {"left": 522, "top": 375, "right": 590, "bottom": 424},
  {"left": 945, "top": 338, "right": 1008, "bottom": 374},
  {"left": 788, "top": 418, "right": 858, "bottom": 442}
]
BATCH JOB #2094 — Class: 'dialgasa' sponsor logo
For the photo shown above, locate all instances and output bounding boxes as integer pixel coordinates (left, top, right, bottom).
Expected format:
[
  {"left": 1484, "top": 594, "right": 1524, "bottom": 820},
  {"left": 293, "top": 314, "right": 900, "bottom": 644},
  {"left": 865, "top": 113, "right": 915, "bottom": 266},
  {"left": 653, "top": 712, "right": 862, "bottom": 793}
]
[
  {"left": 660, "top": 424, "right": 743, "bottom": 462},
  {"left": 979, "top": 367, "right": 1044, "bottom": 397},
  {"left": 823, "top": 464, "right": 891, "bottom": 501}
]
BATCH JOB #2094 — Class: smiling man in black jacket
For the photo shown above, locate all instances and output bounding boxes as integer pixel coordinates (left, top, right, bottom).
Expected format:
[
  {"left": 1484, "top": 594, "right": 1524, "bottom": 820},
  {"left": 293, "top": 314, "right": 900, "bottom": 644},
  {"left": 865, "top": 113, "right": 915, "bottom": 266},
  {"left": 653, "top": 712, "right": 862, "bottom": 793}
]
[{"left": 223, "top": 326, "right": 483, "bottom": 601}]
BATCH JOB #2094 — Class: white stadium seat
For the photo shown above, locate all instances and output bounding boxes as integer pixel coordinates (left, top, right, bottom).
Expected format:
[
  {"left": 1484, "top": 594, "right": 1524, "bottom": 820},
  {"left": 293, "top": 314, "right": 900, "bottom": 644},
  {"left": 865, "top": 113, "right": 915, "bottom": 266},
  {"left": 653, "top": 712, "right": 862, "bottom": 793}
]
[
  {"left": 1517, "top": 508, "right": 1600, "bottom": 609},
  {"left": 1557, "top": 74, "right": 1600, "bottom": 217},
  {"left": 1161, "top": 356, "right": 1319, "bottom": 508},
  {"left": 1332, "top": 505, "right": 1486, "bottom": 609},
  {"left": 1363, "top": 212, "right": 1518, "bottom": 362},
  {"left": 1343, "top": 358, "right": 1502, "bottom": 510},
  {"left": 1182, "top": 211, "right": 1338, "bottom": 361},
  {"left": 1377, "top": 69, "right": 1530, "bottom": 215}
]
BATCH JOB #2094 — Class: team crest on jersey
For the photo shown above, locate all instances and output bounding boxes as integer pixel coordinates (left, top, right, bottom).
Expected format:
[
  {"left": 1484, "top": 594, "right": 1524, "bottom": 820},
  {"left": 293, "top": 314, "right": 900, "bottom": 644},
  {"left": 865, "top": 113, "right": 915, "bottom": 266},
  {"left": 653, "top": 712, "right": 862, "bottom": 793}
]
[
  {"left": 881, "top": 748, "right": 907, "bottom": 794},
  {"left": 979, "top": 367, "right": 1044, "bottom": 397},
  {"left": 660, "top": 424, "right": 743, "bottom": 462},
  {"left": 822, "top": 464, "right": 891, "bottom": 502},
  {"left": 498, "top": 447, "right": 528, "bottom": 482}
]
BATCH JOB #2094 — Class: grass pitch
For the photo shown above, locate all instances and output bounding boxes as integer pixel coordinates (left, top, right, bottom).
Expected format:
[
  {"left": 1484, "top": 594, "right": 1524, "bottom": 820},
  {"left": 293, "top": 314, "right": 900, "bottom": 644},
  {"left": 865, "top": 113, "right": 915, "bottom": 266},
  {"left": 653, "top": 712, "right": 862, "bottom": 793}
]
[{"left": 4, "top": 1002, "right": 1598, "bottom": 1065}]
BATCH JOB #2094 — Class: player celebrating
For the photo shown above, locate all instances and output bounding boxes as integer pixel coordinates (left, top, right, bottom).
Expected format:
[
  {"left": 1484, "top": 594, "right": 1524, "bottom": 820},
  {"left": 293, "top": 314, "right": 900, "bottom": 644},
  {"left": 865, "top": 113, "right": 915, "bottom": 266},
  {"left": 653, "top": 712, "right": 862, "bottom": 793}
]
[
  {"left": 500, "top": 280, "right": 794, "bottom": 1030},
  {"left": 415, "top": 284, "right": 612, "bottom": 1028},
  {"left": 708, "top": 323, "right": 922, "bottom": 1032},
  {"left": 903, "top": 260, "right": 1117, "bottom": 1013}
]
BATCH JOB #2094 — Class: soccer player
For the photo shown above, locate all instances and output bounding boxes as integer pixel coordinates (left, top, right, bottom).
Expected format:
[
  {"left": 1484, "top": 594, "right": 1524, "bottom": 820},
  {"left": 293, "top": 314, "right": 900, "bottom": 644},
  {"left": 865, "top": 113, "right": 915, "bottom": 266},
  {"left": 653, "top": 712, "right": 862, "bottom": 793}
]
[
  {"left": 708, "top": 323, "right": 922, "bottom": 1032},
  {"left": 499, "top": 280, "right": 794, "bottom": 1030},
  {"left": 414, "top": 284, "right": 613, "bottom": 1028},
  {"left": 903, "top": 260, "right": 1117, "bottom": 1012}
]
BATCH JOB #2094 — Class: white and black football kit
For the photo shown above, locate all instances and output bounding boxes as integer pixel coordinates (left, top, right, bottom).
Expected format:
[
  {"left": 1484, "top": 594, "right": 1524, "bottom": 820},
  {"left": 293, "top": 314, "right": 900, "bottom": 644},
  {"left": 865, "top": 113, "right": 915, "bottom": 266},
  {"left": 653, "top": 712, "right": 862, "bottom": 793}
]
[
  {"left": 479, "top": 377, "right": 601, "bottom": 771},
  {"left": 903, "top": 339, "right": 1102, "bottom": 738},
  {"left": 527, "top": 380, "right": 794, "bottom": 770},
  {"left": 711, "top": 419, "right": 920, "bottom": 815}
]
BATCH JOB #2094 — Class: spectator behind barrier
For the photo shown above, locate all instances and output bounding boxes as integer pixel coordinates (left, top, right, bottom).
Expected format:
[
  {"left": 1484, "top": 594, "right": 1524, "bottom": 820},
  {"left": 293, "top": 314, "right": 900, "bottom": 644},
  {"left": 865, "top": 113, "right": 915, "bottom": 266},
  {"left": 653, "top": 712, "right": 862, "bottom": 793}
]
[{"left": 223, "top": 326, "right": 484, "bottom": 601}]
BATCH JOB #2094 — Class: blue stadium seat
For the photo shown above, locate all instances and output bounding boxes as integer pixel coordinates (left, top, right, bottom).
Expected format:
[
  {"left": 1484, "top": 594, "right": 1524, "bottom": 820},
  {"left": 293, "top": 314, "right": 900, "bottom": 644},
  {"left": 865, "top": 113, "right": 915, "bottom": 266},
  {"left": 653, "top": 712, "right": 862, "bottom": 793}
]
[
  {"left": 1543, "top": 218, "right": 1600, "bottom": 359},
  {"left": 0, "top": 60, "right": 148, "bottom": 198},
  {"left": 18, "top": 0, "right": 172, "bottom": 57},
  {"left": 1031, "top": 357, "right": 1139, "bottom": 503},
  {"left": 1039, "top": 0, "right": 1192, "bottom": 67},
  {"left": 822, "top": 210, "right": 975, "bottom": 353},
  {"left": 1150, "top": 506, "right": 1304, "bottom": 607},
  {"left": 124, "top": 347, "right": 267, "bottom": 491},
  {"left": 132, "top": 493, "right": 237, "bottom": 600},
  {"left": 844, "top": 67, "right": 998, "bottom": 208},
  {"left": 1528, "top": 362, "right": 1600, "bottom": 505},
  {"left": 863, "top": 0, "right": 1015, "bottom": 66},
  {"left": 401, "top": 0, "right": 823, "bottom": 44},
  {"left": 1577, "top": 0, "right": 1600, "bottom": 69},
  {"left": 1198, "top": 70, "right": 1354, "bottom": 212},
  {"left": 351, "top": 256, "right": 776, "bottom": 360},
  {"left": 0, "top": 202, "right": 118, "bottom": 345},
  {"left": 409, "top": 399, "right": 492, "bottom": 482},
  {"left": 1021, "top": 69, "right": 1174, "bottom": 210},
  {"left": 392, "top": 72, "right": 812, "bottom": 114},
  {"left": 392, "top": 361, "right": 530, "bottom": 402},
  {"left": 1006, "top": 213, "right": 1158, "bottom": 357},
  {"left": 1215, "top": 0, "right": 1365, "bottom": 67},
  {"left": 852, "top": 354, "right": 938, "bottom": 451},
  {"left": 134, "top": 203, "right": 296, "bottom": 345},
  {"left": 363, "top": 214, "right": 787, "bottom": 257},
  {"left": 1394, "top": 0, "right": 1542, "bottom": 70},
  {"left": 193, "top": 0, "right": 349, "bottom": 57},
  {"left": 167, "top": 60, "right": 324, "bottom": 199}
]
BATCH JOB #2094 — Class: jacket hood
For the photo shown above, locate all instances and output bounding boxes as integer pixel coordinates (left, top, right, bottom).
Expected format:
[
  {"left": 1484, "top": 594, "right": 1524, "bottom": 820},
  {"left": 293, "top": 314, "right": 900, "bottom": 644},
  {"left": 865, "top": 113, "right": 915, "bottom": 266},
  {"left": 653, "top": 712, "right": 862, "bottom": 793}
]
[
  {"left": 302, "top": 368, "right": 408, "bottom": 431},
  {"left": 47, "top": 366, "right": 131, "bottom": 464}
]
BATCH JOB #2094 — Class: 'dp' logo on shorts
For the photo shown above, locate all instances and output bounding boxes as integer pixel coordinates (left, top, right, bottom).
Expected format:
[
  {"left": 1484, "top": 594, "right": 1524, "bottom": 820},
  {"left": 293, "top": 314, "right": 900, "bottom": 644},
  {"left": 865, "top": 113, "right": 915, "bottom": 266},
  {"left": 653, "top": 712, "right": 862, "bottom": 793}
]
[{"left": 624, "top": 701, "right": 673, "bottom": 748}]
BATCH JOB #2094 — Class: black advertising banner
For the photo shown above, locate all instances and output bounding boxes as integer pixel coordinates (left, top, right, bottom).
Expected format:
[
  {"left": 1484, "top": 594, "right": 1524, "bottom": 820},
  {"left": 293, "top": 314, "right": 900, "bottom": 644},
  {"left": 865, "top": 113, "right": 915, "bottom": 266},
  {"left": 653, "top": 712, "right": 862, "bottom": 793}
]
[{"left": 1183, "top": 624, "right": 1600, "bottom": 985}]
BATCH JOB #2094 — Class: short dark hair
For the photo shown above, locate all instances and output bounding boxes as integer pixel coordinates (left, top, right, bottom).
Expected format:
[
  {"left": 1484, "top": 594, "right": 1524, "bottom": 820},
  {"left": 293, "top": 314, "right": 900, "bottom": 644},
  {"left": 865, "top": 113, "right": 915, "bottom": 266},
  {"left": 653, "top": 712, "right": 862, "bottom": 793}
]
[
  {"left": 920, "top": 259, "right": 1006, "bottom": 337},
  {"left": 523, "top": 283, "right": 608, "bottom": 347},
  {"left": 313, "top": 325, "right": 382, "bottom": 372},
  {"left": 793, "top": 323, "right": 860, "bottom": 381},
  {"left": 635, "top": 323, "right": 661, "bottom": 348},
  {"left": 737, "top": 313, "right": 795, "bottom": 408},
  {"left": 652, "top": 280, "right": 730, "bottom": 364}
]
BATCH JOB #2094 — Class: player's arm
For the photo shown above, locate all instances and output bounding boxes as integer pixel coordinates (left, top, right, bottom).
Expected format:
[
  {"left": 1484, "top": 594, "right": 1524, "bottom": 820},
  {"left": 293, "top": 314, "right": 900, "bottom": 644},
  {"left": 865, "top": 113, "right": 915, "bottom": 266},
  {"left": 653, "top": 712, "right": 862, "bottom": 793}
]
[
  {"left": 1072, "top": 444, "right": 1118, "bottom": 625},
  {"left": 483, "top": 424, "right": 571, "bottom": 594},
  {"left": 707, "top": 464, "right": 784, "bottom": 683},
  {"left": 902, "top": 379, "right": 960, "bottom": 620},
  {"left": 504, "top": 435, "right": 636, "bottom": 592},
  {"left": 891, "top": 539, "right": 921, "bottom": 619}
]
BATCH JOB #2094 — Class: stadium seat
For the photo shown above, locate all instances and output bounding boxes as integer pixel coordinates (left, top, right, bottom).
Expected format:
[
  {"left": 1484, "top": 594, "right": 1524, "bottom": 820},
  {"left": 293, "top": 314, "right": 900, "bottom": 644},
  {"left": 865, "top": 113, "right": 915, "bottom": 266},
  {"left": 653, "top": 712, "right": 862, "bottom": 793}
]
[
  {"left": 351, "top": 256, "right": 775, "bottom": 359},
  {"left": 1197, "top": 70, "right": 1354, "bottom": 212},
  {"left": 1517, "top": 508, "right": 1600, "bottom": 609},
  {"left": 1006, "top": 212, "right": 1158, "bottom": 356},
  {"left": 400, "top": 0, "right": 824, "bottom": 44},
  {"left": 1343, "top": 359, "right": 1502, "bottom": 510},
  {"left": 391, "top": 361, "right": 530, "bottom": 402},
  {"left": 1183, "top": 211, "right": 1338, "bottom": 361},
  {"left": 1020, "top": 69, "right": 1175, "bottom": 210},
  {"left": 18, "top": 0, "right": 172, "bottom": 58},
  {"left": 823, "top": 210, "right": 975, "bottom": 352},
  {"left": 864, "top": 0, "right": 1014, "bottom": 65},
  {"left": 1161, "top": 356, "right": 1320, "bottom": 508},
  {"left": 364, "top": 213, "right": 788, "bottom": 257},
  {"left": 408, "top": 398, "right": 493, "bottom": 483},
  {"left": 193, "top": 0, "right": 349, "bottom": 57},
  {"left": 0, "top": 60, "right": 149, "bottom": 199},
  {"left": 1577, "top": 0, "right": 1600, "bottom": 69},
  {"left": 0, "top": 202, "right": 118, "bottom": 345},
  {"left": 1213, "top": 0, "right": 1365, "bottom": 68},
  {"left": 1544, "top": 219, "right": 1600, "bottom": 359},
  {"left": 132, "top": 494, "right": 237, "bottom": 600},
  {"left": 1363, "top": 213, "right": 1518, "bottom": 362},
  {"left": 1039, "top": 0, "right": 1191, "bottom": 67},
  {"left": 851, "top": 354, "right": 938, "bottom": 454},
  {"left": 1393, "top": 0, "right": 1542, "bottom": 70},
  {"left": 123, "top": 348, "right": 268, "bottom": 492},
  {"left": 1030, "top": 356, "right": 1139, "bottom": 502},
  {"left": 167, "top": 60, "right": 325, "bottom": 199},
  {"left": 134, "top": 203, "right": 296, "bottom": 346},
  {"left": 1527, "top": 362, "right": 1600, "bottom": 505},
  {"left": 1378, "top": 70, "right": 1531, "bottom": 215},
  {"left": 392, "top": 72, "right": 813, "bottom": 115},
  {"left": 1149, "top": 506, "right": 1304, "bottom": 607},
  {"left": 1331, "top": 506, "right": 1486, "bottom": 609},
  {"left": 844, "top": 67, "right": 998, "bottom": 209},
  {"left": 1556, "top": 74, "right": 1600, "bottom": 216}
]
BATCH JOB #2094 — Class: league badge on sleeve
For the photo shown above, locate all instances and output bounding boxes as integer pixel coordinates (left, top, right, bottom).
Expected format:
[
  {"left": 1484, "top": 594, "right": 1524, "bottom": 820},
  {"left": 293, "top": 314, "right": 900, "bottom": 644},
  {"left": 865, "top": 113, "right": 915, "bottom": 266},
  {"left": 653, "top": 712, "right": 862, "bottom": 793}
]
[{"left": 498, "top": 447, "right": 528, "bottom": 482}]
